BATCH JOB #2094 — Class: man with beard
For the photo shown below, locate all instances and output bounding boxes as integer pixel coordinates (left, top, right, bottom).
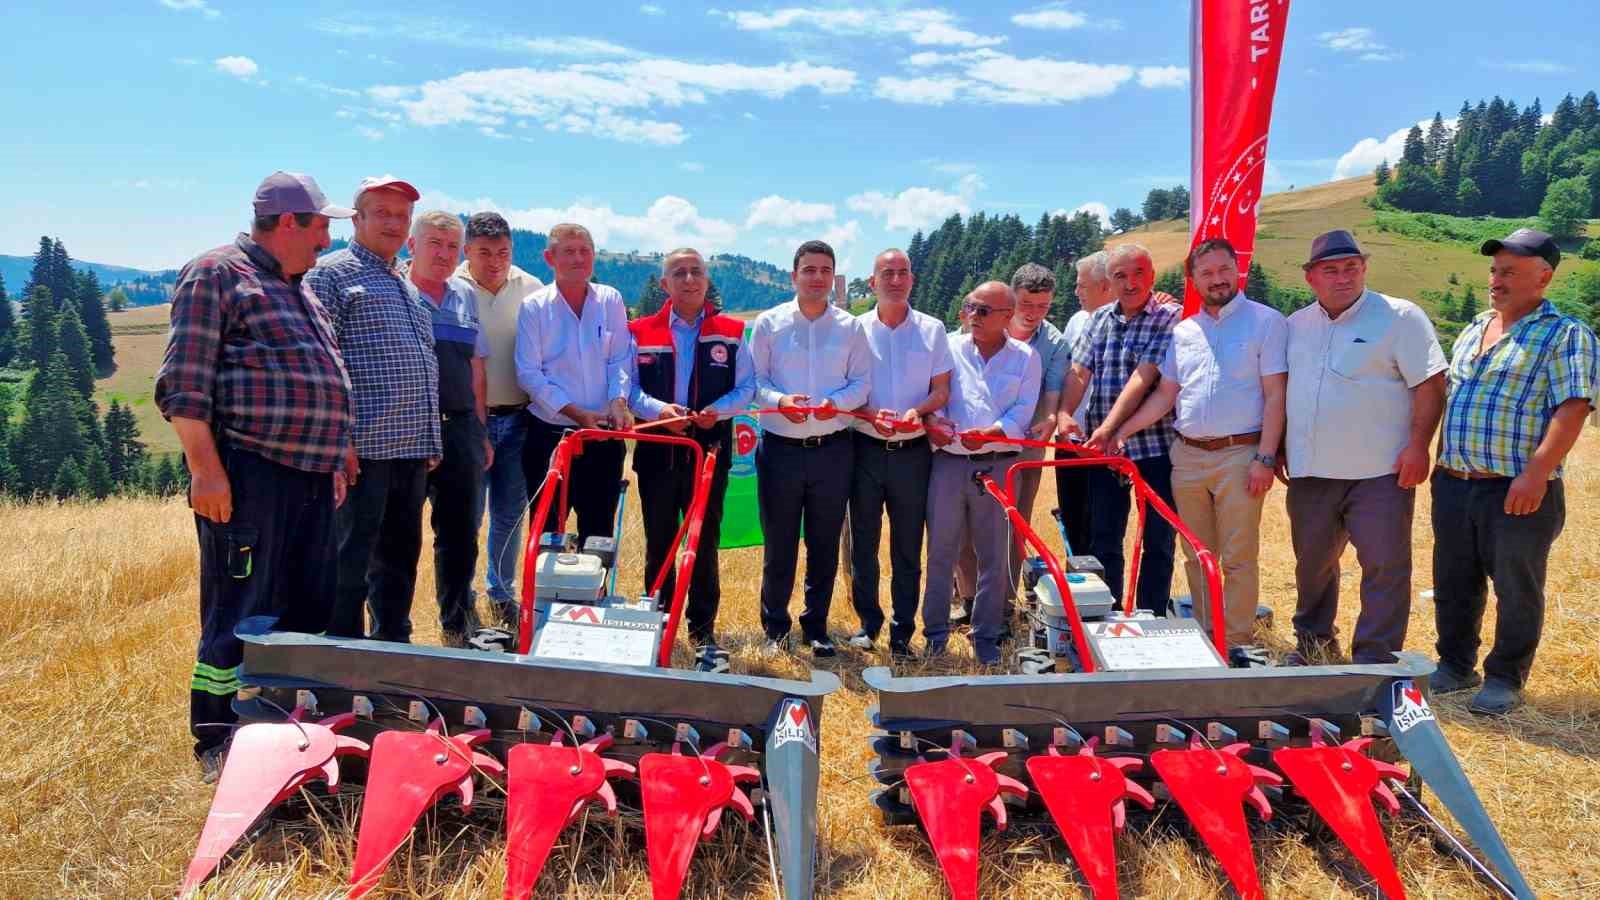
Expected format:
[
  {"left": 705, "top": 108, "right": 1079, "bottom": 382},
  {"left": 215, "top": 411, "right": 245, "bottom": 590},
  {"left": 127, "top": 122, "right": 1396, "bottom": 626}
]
[{"left": 1109, "top": 239, "right": 1287, "bottom": 664}]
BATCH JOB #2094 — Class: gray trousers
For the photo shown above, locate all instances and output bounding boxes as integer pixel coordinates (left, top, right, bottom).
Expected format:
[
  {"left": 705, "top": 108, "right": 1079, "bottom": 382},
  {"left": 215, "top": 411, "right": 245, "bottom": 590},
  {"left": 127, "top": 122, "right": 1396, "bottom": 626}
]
[
  {"left": 1286, "top": 474, "right": 1415, "bottom": 664},
  {"left": 923, "top": 452, "right": 1014, "bottom": 658}
]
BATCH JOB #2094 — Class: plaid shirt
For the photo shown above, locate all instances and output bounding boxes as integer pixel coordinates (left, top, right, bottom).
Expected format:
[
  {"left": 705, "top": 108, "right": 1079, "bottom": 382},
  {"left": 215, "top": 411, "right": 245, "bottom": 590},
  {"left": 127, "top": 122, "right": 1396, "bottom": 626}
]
[
  {"left": 155, "top": 235, "right": 352, "bottom": 473},
  {"left": 1072, "top": 297, "right": 1180, "bottom": 461},
  {"left": 306, "top": 241, "right": 441, "bottom": 460},
  {"left": 1439, "top": 300, "right": 1599, "bottom": 478}
]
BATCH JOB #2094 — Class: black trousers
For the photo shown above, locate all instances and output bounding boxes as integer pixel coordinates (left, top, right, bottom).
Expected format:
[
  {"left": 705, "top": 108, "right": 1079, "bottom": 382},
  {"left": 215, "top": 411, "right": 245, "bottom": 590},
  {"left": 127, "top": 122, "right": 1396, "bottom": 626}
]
[
  {"left": 190, "top": 446, "right": 334, "bottom": 756},
  {"left": 1432, "top": 472, "right": 1566, "bottom": 688},
  {"left": 521, "top": 415, "right": 626, "bottom": 546},
  {"left": 1086, "top": 453, "right": 1177, "bottom": 614},
  {"left": 848, "top": 433, "right": 932, "bottom": 645},
  {"left": 428, "top": 414, "right": 487, "bottom": 634},
  {"left": 756, "top": 433, "right": 854, "bottom": 641},
  {"left": 638, "top": 452, "right": 731, "bottom": 644},
  {"left": 1053, "top": 445, "right": 1094, "bottom": 556},
  {"left": 328, "top": 457, "right": 427, "bottom": 642}
]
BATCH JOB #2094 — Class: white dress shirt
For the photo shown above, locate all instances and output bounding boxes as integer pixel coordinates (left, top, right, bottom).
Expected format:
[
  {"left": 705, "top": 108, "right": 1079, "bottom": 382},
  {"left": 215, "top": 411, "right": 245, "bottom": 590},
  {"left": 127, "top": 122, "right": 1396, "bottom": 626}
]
[
  {"left": 749, "top": 299, "right": 873, "bottom": 439},
  {"left": 515, "top": 282, "right": 632, "bottom": 427},
  {"left": 1061, "top": 308, "right": 1094, "bottom": 423},
  {"left": 1284, "top": 289, "right": 1447, "bottom": 479},
  {"left": 939, "top": 334, "right": 1042, "bottom": 456},
  {"left": 1158, "top": 295, "right": 1288, "bottom": 439},
  {"left": 854, "top": 305, "right": 955, "bottom": 438}
]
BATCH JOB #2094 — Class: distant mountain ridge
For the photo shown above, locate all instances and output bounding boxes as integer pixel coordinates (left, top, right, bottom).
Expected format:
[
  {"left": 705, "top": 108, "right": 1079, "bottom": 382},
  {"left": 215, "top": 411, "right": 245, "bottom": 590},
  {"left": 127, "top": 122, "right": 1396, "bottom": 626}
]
[{"left": 0, "top": 254, "right": 178, "bottom": 306}]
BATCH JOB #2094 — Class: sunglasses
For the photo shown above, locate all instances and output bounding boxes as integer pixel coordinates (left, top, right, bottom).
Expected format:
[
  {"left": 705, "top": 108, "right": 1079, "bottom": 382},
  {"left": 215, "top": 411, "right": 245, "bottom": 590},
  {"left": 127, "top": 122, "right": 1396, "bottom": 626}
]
[{"left": 963, "top": 302, "right": 1014, "bottom": 317}]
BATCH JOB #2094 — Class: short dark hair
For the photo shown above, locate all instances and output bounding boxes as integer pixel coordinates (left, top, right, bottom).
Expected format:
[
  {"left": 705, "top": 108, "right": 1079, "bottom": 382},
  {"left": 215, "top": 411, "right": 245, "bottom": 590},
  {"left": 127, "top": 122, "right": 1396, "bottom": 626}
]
[
  {"left": 793, "top": 239, "right": 835, "bottom": 271},
  {"left": 1010, "top": 262, "right": 1055, "bottom": 294},
  {"left": 252, "top": 212, "right": 315, "bottom": 233},
  {"left": 466, "top": 211, "right": 512, "bottom": 242},
  {"left": 1186, "top": 238, "right": 1238, "bottom": 275}
]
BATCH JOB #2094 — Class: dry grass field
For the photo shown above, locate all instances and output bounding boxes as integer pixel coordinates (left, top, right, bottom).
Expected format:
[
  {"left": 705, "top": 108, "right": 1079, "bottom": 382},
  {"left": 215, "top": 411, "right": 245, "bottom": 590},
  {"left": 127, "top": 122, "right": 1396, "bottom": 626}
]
[{"left": 2, "top": 433, "right": 1598, "bottom": 899}]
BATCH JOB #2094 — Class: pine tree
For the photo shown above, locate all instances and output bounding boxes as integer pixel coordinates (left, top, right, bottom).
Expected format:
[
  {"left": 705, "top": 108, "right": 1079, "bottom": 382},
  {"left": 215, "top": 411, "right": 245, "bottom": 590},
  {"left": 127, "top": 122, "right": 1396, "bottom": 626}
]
[
  {"left": 75, "top": 270, "right": 114, "bottom": 372},
  {"left": 0, "top": 386, "right": 16, "bottom": 493},
  {"left": 1460, "top": 285, "right": 1479, "bottom": 320},
  {"left": 14, "top": 351, "right": 88, "bottom": 496},
  {"left": 102, "top": 400, "right": 145, "bottom": 487},
  {"left": 1374, "top": 159, "right": 1391, "bottom": 186},
  {"left": 1244, "top": 261, "right": 1273, "bottom": 305},
  {"left": 1455, "top": 177, "right": 1485, "bottom": 216},
  {"left": 1425, "top": 114, "right": 1449, "bottom": 166},
  {"left": 21, "top": 286, "right": 58, "bottom": 371},
  {"left": 1402, "top": 125, "right": 1428, "bottom": 167},
  {"left": 0, "top": 271, "right": 13, "bottom": 367},
  {"left": 1579, "top": 92, "right": 1600, "bottom": 131},
  {"left": 55, "top": 304, "right": 95, "bottom": 400},
  {"left": 1168, "top": 185, "right": 1191, "bottom": 220},
  {"left": 1551, "top": 94, "right": 1579, "bottom": 137},
  {"left": 1109, "top": 207, "right": 1140, "bottom": 233},
  {"left": 636, "top": 277, "right": 667, "bottom": 316},
  {"left": 155, "top": 455, "right": 182, "bottom": 496},
  {"left": 1519, "top": 98, "right": 1543, "bottom": 140},
  {"left": 1438, "top": 289, "right": 1457, "bottom": 321},
  {"left": 53, "top": 457, "right": 86, "bottom": 501},
  {"left": 83, "top": 444, "right": 112, "bottom": 500},
  {"left": 1142, "top": 188, "right": 1172, "bottom": 223}
]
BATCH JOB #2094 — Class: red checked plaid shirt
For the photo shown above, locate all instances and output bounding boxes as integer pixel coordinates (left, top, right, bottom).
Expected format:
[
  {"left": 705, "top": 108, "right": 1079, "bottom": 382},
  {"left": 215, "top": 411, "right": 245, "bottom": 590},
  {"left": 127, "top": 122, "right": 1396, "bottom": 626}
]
[{"left": 155, "top": 235, "right": 353, "bottom": 473}]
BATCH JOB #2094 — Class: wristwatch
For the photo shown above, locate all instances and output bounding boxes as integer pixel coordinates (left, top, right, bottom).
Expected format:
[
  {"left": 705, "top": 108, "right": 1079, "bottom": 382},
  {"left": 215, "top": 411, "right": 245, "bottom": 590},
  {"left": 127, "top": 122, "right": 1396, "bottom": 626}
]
[{"left": 1252, "top": 452, "right": 1276, "bottom": 467}]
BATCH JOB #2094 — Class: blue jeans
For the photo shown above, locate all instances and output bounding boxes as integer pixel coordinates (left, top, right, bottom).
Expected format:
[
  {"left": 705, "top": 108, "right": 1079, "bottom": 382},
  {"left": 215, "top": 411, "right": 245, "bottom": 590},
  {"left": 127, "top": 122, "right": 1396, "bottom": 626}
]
[{"left": 481, "top": 412, "right": 528, "bottom": 613}]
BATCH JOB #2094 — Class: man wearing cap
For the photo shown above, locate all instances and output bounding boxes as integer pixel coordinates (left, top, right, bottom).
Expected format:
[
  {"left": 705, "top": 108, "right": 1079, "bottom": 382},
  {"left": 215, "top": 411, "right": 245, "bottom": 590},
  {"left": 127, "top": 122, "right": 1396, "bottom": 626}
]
[
  {"left": 845, "top": 248, "right": 952, "bottom": 657},
  {"left": 1109, "top": 239, "right": 1287, "bottom": 664},
  {"left": 156, "top": 171, "right": 354, "bottom": 780},
  {"left": 455, "top": 212, "right": 545, "bottom": 627},
  {"left": 405, "top": 210, "right": 492, "bottom": 647},
  {"left": 627, "top": 248, "right": 754, "bottom": 671},
  {"left": 1430, "top": 229, "right": 1598, "bottom": 715},
  {"left": 923, "top": 281, "right": 1041, "bottom": 664},
  {"left": 1061, "top": 243, "right": 1181, "bottom": 615},
  {"left": 307, "top": 175, "right": 441, "bottom": 644},
  {"left": 516, "top": 223, "right": 633, "bottom": 545},
  {"left": 1281, "top": 230, "right": 1447, "bottom": 666},
  {"left": 748, "top": 239, "right": 872, "bottom": 658}
]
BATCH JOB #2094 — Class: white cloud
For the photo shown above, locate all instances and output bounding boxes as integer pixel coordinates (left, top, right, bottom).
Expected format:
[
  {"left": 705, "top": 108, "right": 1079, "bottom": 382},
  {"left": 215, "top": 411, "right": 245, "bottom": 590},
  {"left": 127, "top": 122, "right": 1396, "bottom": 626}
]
[
  {"left": 874, "top": 76, "right": 965, "bottom": 105},
  {"left": 419, "top": 190, "right": 740, "bottom": 254},
  {"left": 1011, "top": 5, "right": 1087, "bottom": 30},
  {"left": 1069, "top": 201, "right": 1111, "bottom": 230},
  {"left": 1332, "top": 117, "right": 1454, "bottom": 179},
  {"left": 746, "top": 195, "right": 836, "bottom": 228},
  {"left": 213, "top": 56, "right": 259, "bottom": 78},
  {"left": 1491, "top": 61, "right": 1573, "bottom": 75},
  {"left": 680, "top": 161, "right": 705, "bottom": 173},
  {"left": 640, "top": 3, "right": 665, "bottom": 13},
  {"left": 847, "top": 173, "right": 983, "bottom": 231},
  {"left": 313, "top": 17, "right": 632, "bottom": 58},
  {"left": 713, "top": 7, "right": 1004, "bottom": 47},
  {"left": 159, "top": 0, "right": 220, "bottom": 18},
  {"left": 356, "top": 126, "right": 385, "bottom": 141},
  {"left": 370, "top": 59, "right": 854, "bottom": 146},
  {"left": 1318, "top": 27, "right": 1400, "bottom": 62},
  {"left": 1137, "top": 65, "right": 1188, "bottom": 89},
  {"left": 966, "top": 55, "right": 1131, "bottom": 104}
]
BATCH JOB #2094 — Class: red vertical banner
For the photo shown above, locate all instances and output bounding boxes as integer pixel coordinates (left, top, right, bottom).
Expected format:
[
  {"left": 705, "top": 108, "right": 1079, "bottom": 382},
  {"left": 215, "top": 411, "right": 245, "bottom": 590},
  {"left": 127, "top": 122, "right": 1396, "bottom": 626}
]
[{"left": 1186, "top": 0, "right": 1293, "bottom": 316}]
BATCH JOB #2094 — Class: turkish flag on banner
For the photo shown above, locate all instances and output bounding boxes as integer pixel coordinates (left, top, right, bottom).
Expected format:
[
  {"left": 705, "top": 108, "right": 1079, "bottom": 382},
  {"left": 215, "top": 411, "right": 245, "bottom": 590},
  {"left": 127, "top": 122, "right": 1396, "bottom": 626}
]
[{"left": 1185, "top": 0, "right": 1293, "bottom": 316}]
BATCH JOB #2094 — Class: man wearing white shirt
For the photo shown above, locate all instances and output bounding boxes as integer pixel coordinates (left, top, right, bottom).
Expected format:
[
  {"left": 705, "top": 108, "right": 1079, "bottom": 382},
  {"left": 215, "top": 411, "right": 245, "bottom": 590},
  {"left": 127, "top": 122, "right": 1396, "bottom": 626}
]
[
  {"left": 748, "top": 240, "right": 872, "bottom": 658},
  {"left": 1112, "top": 240, "right": 1287, "bottom": 661},
  {"left": 923, "top": 281, "right": 1042, "bottom": 664},
  {"left": 515, "top": 223, "right": 635, "bottom": 545},
  {"left": 846, "top": 248, "right": 953, "bottom": 657},
  {"left": 1282, "top": 230, "right": 1447, "bottom": 665},
  {"left": 1053, "top": 251, "right": 1114, "bottom": 555}
]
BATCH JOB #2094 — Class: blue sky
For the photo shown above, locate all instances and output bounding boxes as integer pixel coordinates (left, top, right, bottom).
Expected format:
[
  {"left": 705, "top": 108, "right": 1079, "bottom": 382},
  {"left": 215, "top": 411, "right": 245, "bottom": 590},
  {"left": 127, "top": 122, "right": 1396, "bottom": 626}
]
[{"left": 0, "top": 1, "right": 1593, "bottom": 274}]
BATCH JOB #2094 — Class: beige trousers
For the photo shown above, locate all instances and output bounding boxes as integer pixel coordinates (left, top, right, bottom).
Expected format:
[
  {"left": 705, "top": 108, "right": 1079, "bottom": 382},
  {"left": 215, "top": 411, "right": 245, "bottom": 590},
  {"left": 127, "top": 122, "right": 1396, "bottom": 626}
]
[{"left": 1169, "top": 440, "right": 1264, "bottom": 646}]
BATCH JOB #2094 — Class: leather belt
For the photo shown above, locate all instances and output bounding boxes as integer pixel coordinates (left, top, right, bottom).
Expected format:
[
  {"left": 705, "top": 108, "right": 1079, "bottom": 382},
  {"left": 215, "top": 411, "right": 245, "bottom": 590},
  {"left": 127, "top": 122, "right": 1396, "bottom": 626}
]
[
  {"left": 766, "top": 429, "right": 850, "bottom": 449},
  {"left": 949, "top": 450, "right": 1019, "bottom": 462},
  {"left": 1436, "top": 466, "right": 1509, "bottom": 481},
  {"left": 1178, "top": 431, "right": 1261, "bottom": 451},
  {"left": 856, "top": 432, "right": 927, "bottom": 451},
  {"left": 440, "top": 410, "right": 476, "bottom": 422},
  {"left": 488, "top": 404, "right": 527, "bottom": 417}
]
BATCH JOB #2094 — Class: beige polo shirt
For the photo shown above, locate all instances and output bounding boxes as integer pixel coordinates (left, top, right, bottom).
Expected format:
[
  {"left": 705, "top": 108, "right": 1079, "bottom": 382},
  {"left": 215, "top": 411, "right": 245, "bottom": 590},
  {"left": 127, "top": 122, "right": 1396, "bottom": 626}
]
[
  {"left": 454, "top": 262, "right": 545, "bottom": 408},
  {"left": 1284, "top": 289, "right": 1446, "bottom": 480}
]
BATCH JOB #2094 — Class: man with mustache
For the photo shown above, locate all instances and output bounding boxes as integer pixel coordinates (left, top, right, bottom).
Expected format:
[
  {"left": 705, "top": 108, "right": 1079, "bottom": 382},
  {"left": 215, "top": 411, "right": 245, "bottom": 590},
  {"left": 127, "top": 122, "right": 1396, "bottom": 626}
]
[
  {"left": 1109, "top": 239, "right": 1287, "bottom": 664},
  {"left": 308, "top": 176, "right": 441, "bottom": 644}
]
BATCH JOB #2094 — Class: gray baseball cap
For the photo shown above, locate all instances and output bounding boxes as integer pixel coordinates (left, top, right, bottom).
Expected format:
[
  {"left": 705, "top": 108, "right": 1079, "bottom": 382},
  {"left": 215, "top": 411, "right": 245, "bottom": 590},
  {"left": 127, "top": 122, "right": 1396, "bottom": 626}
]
[{"left": 253, "top": 171, "right": 355, "bottom": 218}]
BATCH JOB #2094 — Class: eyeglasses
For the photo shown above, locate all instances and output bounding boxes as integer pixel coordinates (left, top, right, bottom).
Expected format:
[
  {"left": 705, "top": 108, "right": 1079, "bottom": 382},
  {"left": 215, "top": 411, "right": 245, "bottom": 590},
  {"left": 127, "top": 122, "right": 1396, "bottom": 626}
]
[{"left": 963, "top": 302, "right": 1014, "bottom": 317}]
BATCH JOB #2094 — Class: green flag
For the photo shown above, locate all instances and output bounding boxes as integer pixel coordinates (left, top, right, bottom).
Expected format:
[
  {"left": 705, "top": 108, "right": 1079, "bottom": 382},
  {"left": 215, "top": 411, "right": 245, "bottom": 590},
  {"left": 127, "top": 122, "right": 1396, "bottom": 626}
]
[{"left": 720, "top": 323, "right": 765, "bottom": 548}]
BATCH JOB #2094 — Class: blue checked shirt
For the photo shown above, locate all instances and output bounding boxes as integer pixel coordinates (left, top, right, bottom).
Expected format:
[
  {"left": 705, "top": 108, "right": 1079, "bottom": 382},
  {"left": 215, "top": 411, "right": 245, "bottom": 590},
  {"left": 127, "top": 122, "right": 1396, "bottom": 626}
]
[
  {"left": 1072, "top": 297, "right": 1180, "bottom": 461},
  {"left": 1438, "top": 300, "right": 1599, "bottom": 479},
  {"left": 306, "top": 241, "right": 442, "bottom": 460}
]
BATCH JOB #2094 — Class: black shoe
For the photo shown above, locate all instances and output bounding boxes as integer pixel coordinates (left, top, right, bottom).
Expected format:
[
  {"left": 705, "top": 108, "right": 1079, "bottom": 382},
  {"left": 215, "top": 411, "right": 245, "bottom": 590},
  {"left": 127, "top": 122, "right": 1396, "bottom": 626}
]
[
  {"left": 1430, "top": 663, "right": 1483, "bottom": 695},
  {"left": 1468, "top": 680, "right": 1524, "bottom": 716},
  {"left": 807, "top": 637, "right": 837, "bottom": 658},
  {"left": 1228, "top": 645, "right": 1271, "bottom": 668},
  {"left": 889, "top": 640, "right": 916, "bottom": 661}
]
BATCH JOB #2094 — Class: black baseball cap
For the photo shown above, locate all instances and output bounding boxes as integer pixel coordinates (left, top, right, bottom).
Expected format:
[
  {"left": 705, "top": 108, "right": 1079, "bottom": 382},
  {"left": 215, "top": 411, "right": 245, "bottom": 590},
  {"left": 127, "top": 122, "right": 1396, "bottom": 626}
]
[{"left": 1481, "top": 228, "right": 1561, "bottom": 271}]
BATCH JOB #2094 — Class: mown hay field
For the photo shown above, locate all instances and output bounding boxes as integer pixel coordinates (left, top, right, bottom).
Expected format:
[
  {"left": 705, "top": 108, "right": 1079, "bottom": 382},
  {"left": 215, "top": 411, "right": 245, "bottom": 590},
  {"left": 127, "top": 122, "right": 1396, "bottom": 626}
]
[{"left": 3, "top": 431, "right": 1599, "bottom": 899}]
